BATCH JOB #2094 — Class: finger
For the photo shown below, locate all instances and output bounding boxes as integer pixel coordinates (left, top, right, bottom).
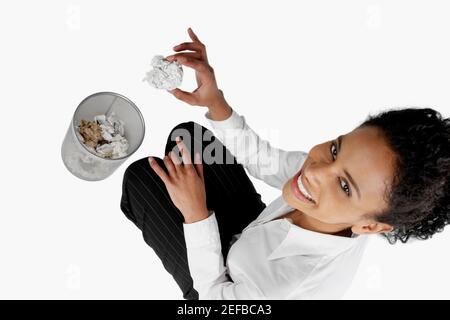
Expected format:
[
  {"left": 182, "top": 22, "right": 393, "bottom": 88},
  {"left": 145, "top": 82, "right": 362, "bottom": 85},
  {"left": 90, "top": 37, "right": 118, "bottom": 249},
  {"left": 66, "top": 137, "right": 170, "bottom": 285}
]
[
  {"left": 194, "top": 152, "right": 204, "bottom": 181},
  {"left": 175, "top": 136, "right": 193, "bottom": 166},
  {"left": 166, "top": 52, "right": 202, "bottom": 62},
  {"left": 188, "top": 27, "right": 201, "bottom": 43},
  {"left": 169, "top": 150, "right": 183, "bottom": 166},
  {"left": 148, "top": 157, "right": 170, "bottom": 184},
  {"left": 167, "top": 88, "right": 198, "bottom": 106},
  {"left": 176, "top": 56, "right": 208, "bottom": 73},
  {"left": 173, "top": 42, "right": 204, "bottom": 53},
  {"left": 163, "top": 154, "right": 177, "bottom": 177}
]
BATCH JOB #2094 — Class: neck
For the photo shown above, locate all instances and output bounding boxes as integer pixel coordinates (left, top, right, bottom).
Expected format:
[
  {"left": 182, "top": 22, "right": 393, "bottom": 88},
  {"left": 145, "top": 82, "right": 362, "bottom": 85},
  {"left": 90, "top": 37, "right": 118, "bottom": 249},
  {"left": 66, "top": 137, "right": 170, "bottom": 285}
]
[{"left": 292, "top": 210, "right": 353, "bottom": 237}]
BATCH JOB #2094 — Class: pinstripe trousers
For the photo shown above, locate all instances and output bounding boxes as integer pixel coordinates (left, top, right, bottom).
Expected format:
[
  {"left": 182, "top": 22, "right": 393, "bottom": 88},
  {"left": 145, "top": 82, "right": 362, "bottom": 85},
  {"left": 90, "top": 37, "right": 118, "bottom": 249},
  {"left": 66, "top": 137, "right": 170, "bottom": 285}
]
[{"left": 120, "top": 121, "right": 267, "bottom": 300}]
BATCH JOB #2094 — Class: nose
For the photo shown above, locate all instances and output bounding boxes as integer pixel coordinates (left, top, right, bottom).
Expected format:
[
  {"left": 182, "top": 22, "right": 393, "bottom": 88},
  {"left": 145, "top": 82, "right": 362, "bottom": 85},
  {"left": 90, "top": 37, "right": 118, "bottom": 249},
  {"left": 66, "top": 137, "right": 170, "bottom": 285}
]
[{"left": 304, "top": 161, "right": 335, "bottom": 192}]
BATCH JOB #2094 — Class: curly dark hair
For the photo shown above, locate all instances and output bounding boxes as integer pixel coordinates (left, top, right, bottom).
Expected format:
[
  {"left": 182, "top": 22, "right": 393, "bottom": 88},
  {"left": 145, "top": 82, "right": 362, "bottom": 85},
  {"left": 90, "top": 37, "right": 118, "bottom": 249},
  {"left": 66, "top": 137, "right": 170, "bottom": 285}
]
[{"left": 357, "top": 107, "right": 450, "bottom": 244}]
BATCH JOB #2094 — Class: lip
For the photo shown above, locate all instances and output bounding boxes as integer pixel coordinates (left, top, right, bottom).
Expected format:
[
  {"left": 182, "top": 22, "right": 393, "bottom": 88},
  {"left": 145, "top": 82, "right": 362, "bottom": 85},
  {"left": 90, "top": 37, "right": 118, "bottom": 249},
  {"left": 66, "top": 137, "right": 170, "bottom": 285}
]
[{"left": 291, "top": 169, "right": 315, "bottom": 204}]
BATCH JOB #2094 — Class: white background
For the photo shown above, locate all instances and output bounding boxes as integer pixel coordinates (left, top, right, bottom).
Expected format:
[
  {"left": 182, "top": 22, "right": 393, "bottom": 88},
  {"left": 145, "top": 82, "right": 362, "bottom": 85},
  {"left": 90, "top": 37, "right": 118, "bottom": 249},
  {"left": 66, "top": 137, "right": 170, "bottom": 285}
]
[{"left": 0, "top": 0, "right": 449, "bottom": 299}]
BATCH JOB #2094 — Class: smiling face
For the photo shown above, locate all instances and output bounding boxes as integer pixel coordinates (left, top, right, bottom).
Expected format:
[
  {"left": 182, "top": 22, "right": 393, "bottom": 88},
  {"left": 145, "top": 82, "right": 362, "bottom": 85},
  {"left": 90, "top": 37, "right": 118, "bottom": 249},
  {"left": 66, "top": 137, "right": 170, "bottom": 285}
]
[{"left": 282, "top": 126, "right": 398, "bottom": 235}]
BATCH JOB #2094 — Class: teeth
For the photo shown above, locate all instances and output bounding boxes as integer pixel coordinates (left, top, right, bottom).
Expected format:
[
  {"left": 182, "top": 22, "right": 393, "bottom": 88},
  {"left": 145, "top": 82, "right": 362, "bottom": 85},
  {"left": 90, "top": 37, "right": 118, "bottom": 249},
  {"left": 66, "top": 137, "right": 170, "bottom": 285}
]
[{"left": 297, "top": 174, "right": 315, "bottom": 203}]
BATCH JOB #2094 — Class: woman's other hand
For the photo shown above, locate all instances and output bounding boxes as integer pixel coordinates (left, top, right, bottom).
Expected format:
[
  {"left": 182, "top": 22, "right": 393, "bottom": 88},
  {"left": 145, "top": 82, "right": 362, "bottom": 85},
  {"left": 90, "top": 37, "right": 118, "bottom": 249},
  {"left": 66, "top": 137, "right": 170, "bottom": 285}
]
[{"left": 148, "top": 136, "right": 209, "bottom": 224}]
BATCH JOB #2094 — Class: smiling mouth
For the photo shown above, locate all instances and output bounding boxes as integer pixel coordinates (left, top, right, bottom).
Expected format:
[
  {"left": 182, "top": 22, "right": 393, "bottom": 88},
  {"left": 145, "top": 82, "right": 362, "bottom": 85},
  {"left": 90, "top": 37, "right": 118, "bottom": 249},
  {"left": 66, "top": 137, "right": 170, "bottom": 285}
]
[{"left": 291, "top": 169, "right": 316, "bottom": 205}]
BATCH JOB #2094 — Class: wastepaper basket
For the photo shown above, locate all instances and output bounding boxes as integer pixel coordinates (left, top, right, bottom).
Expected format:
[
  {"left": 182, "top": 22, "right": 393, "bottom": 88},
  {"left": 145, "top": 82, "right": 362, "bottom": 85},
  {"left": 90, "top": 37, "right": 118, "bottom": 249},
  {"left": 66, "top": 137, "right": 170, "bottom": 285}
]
[{"left": 61, "top": 92, "right": 145, "bottom": 181}]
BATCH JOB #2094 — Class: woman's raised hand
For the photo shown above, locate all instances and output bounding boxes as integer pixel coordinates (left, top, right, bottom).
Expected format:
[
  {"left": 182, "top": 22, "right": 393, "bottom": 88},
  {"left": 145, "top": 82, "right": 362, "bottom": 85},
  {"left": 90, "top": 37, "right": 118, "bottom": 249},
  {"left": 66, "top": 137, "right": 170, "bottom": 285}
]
[{"left": 166, "top": 28, "right": 224, "bottom": 108}]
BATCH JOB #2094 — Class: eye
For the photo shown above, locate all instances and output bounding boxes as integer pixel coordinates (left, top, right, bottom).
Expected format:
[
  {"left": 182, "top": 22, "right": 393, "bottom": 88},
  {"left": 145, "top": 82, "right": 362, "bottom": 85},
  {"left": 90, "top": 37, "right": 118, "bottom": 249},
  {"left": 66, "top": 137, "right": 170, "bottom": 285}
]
[
  {"left": 339, "top": 179, "right": 351, "bottom": 197},
  {"left": 330, "top": 142, "right": 337, "bottom": 158},
  {"left": 330, "top": 141, "right": 351, "bottom": 197}
]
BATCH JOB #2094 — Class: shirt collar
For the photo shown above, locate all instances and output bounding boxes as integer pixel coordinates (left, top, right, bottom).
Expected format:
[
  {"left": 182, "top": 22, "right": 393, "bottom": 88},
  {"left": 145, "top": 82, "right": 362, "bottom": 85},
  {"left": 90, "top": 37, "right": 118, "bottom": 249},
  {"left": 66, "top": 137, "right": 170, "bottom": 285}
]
[{"left": 267, "top": 219, "right": 368, "bottom": 260}]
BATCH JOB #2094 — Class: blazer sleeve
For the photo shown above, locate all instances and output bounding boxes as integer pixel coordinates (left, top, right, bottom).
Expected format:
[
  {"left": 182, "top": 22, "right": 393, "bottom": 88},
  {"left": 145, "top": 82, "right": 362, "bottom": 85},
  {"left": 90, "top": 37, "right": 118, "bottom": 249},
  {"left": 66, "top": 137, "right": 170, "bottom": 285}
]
[
  {"left": 183, "top": 211, "right": 266, "bottom": 299},
  {"left": 204, "top": 108, "right": 307, "bottom": 190}
]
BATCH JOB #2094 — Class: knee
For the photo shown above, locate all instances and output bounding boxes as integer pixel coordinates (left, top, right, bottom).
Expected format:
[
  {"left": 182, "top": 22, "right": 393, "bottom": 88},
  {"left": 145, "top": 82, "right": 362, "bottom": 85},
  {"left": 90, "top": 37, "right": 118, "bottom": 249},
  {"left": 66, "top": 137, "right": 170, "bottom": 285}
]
[
  {"left": 170, "top": 121, "right": 198, "bottom": 132},
  {"left": 165, "top": 121, "right": 208, "bottom": 155},
  {"left": 124, "top": 156, "right": 149, "bottom": 179},
  {"left": 123, "top": 156, "right": 163, "bottom": 186},
  {"left": 167, "top": 121, "right": 200, "bottom": 140}
]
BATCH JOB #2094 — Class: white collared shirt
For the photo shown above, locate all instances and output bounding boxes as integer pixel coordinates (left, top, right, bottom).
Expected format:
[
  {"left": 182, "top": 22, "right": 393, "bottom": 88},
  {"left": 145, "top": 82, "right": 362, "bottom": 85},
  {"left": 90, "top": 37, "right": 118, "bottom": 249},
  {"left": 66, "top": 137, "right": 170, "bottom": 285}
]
[{"left": 183, "top": 108, "right": 369, "bottom": 299}]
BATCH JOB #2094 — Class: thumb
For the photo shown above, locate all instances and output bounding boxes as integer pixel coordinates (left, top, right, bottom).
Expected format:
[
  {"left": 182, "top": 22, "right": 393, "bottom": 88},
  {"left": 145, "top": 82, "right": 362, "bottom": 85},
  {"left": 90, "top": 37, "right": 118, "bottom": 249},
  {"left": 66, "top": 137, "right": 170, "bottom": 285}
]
[
  {"left": 194, "top": 152, "right": 204, "bottom": 181},
  {"left": 168, "top": 88, "right": 197, "bottom": 105}
]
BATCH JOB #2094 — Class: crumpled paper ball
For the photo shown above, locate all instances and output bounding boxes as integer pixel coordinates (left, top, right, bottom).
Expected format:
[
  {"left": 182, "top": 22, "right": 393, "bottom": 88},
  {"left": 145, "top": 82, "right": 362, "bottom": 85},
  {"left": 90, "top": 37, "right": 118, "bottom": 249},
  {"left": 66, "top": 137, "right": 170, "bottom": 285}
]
[{"left": 143, "top": 55, "right": 183, "bottom": 90}]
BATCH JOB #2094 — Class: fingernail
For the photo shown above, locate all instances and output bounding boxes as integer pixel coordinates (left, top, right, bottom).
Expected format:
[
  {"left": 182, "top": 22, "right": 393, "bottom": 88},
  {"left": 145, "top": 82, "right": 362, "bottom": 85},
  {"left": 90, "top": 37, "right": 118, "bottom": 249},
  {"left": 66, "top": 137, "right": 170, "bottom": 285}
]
[
  {"left": 148, "top": 156, "right": 154, "bottom": 164},
  {"left": 175, "top": 136, "right": 181, "bottom": 142}
]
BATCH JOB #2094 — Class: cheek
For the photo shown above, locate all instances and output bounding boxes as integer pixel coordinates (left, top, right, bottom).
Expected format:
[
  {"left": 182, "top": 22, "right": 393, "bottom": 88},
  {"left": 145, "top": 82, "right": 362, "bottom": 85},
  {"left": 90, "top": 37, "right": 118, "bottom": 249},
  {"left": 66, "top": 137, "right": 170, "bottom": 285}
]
[
  {"left": 307, "top": 145, "right": 322, "bottom": 158},
  {"left": 283, "top": 178, "right": 361, "bottom": 225},
  {"left": 312, "top": 193, "right": 356, "bottom": 224}
]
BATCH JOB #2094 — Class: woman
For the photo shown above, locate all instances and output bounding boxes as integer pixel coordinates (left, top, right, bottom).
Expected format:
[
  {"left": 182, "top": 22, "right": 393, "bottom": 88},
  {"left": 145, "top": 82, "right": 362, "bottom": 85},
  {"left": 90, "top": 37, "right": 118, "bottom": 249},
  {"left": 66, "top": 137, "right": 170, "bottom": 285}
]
[{"left": 120, "top": 28, "right": 450, "bottom": 299}]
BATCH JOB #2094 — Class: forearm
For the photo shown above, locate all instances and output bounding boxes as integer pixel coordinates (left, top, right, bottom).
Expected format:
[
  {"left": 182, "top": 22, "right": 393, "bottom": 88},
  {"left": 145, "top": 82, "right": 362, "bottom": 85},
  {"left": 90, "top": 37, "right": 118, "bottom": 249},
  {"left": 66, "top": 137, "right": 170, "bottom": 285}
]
[
  {"left": 183, "top": 211, "right": 263, "bottom": 299},
  {"left": 204, "top": 104, "right": 309, "bottom": 190},
  {"left": 208, "top": 90, "right": 232, "bottom": 121}
]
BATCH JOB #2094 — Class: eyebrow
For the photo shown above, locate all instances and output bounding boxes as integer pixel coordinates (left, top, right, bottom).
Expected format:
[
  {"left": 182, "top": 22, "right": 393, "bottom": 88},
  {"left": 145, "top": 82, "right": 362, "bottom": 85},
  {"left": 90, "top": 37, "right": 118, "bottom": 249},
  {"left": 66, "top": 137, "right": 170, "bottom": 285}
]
[{"left": 337, "top": 135, "right": 361, "bottom": 200}]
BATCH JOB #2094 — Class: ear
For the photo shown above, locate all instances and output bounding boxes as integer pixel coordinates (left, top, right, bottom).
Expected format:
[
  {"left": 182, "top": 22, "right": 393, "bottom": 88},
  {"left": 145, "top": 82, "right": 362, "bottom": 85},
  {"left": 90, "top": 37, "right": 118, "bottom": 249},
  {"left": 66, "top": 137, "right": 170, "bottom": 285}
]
[{"left": 351, "top": 221, "right": 394, "bottom": 235}]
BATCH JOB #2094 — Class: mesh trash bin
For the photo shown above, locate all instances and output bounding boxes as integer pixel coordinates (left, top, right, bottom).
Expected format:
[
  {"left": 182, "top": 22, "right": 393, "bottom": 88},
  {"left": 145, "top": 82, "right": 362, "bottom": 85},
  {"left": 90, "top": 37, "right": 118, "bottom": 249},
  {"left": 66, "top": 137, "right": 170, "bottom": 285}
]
[{"left": 61, "top": 92, "right": 145, "bottom": 181}]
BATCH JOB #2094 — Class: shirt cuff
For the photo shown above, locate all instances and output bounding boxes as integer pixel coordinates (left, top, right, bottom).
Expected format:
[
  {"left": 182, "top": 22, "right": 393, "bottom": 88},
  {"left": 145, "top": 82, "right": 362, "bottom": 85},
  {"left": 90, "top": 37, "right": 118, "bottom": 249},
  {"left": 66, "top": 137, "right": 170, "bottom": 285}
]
[
  {"left": 204, "top": 108, "right": 244, "bottom": 130},
  {"left": 183, "top": 211, "right": 221, "bottom": 248}
]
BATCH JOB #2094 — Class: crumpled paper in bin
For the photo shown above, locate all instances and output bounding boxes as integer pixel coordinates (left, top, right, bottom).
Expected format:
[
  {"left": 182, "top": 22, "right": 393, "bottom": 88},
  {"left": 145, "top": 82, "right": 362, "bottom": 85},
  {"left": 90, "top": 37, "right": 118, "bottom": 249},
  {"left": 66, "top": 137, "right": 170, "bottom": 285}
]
[{"left": 76, "top": 112, "right": 129, "bottom": 159}]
